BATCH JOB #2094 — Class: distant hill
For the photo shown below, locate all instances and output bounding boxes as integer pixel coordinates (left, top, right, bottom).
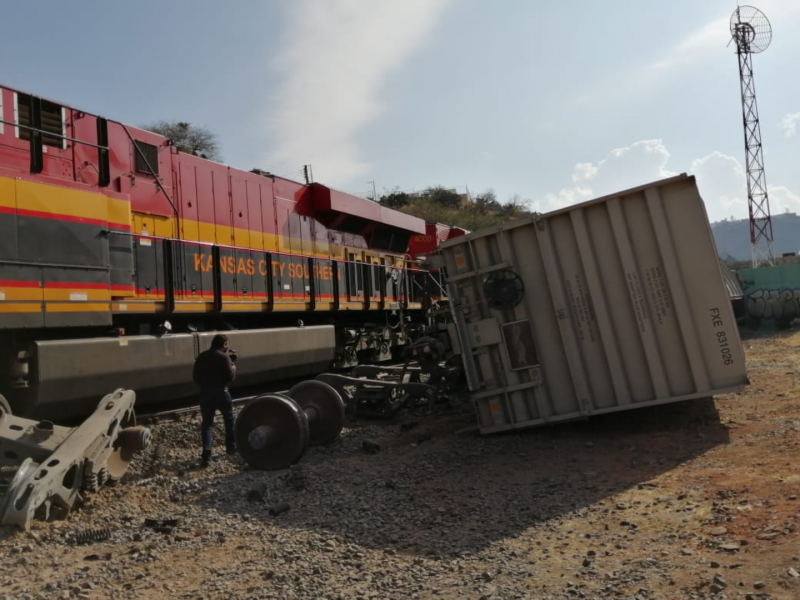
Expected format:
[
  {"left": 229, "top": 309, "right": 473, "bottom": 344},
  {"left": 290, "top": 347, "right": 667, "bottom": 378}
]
[
  {"left": 380, "top": 186, "right": 536, "bottom": 231},
  {"left": 712, "top": 213, "right": 800, "bottom": 261}
]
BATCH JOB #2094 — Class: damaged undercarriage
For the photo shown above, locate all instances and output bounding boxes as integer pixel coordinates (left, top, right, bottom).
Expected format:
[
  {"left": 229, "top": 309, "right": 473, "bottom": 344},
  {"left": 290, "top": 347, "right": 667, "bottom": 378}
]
[{"left": 0, "top": 389, "right": 151, "bottom": 530}]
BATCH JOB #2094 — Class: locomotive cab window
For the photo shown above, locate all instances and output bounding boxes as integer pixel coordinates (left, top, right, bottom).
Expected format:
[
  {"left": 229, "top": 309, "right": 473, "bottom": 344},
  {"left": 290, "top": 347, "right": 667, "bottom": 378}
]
[
  {"left": 133, "top": 140, "right": 159, "bottom": 176},
  {"left": 15, "top": 93, "right": 66, "bottom": 149}
]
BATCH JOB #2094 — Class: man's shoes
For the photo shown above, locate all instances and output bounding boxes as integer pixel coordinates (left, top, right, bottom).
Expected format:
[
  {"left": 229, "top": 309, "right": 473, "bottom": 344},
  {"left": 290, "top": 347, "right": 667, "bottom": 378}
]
[
  {"left": 201, "top": 452, "right": 212, "bottom": 468},
  {"left": 226, "top": 446, "right": 237, "bottom": 455}
]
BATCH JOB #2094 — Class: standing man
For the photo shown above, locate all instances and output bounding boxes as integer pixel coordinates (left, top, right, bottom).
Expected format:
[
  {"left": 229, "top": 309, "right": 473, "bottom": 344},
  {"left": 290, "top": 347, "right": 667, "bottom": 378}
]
[{"left": 193, "top": 334, "right": 237, "bottom": 467}]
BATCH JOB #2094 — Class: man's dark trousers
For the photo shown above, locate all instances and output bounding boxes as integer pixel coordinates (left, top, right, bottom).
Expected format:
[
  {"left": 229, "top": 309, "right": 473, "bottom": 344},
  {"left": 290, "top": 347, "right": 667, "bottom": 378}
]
[{"left": 200, "top": 388, "right": 235, "bottom": 462}]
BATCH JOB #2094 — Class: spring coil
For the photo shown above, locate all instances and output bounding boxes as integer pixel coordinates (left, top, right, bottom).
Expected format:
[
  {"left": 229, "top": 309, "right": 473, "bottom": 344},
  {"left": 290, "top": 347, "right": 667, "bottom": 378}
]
[
  {"left": 73, "top": 527, "right": 111, "bottom": 545},
  {"left": 0, "top": 465, "right": 20, "bottom": 492},
  {"left": 97, "top": 467, "right": 109, "bottom": 488},
  {"left": 82, "top": 472, "right": 99, "bottom": 493}
]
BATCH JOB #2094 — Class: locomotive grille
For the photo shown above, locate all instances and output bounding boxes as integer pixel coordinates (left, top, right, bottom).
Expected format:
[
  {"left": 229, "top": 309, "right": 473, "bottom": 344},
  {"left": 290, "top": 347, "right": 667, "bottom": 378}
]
[
  {"left": 17, "top": 93, "right": 64, "bottom": 148},
  {"left": 133, "top": 141, "right": 159, "bottom": 176}
]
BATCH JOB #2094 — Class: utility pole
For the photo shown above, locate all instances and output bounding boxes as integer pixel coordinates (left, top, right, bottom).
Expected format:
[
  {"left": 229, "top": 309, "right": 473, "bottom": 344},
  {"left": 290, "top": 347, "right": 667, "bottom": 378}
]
[{"left": 367, "top": 180, "right": 377, "bottom": 202}]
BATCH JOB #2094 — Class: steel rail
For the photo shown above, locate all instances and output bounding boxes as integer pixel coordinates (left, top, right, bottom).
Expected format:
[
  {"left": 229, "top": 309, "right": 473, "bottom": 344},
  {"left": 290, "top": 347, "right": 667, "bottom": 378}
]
[
  {"left": 134, "top": 361, "right": 409, "bottom": 423},
  {"left": 136, "top": 391, "right": 286, "bottom": 423}
]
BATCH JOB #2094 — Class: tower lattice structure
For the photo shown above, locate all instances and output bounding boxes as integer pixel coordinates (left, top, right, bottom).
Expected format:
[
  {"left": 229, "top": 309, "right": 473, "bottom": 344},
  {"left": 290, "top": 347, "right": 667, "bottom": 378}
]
[{"left": 734, "top": 13, "right": 775, "bottom": 268}]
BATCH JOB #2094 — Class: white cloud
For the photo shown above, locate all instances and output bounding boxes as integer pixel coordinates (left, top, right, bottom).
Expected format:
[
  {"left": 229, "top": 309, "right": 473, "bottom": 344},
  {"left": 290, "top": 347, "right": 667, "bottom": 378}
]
[
  {"left": 768, "top": 186, "right": 800, "bottom": 214},
  {"left": 571, "top": 162, "right": 597, "bottom": 182},
  {"left": 590, "top": 140, "right": 678, "bottom": 191},
  {"left": 543, "top": 186, "right": 594, "bottom": 210},
  {"left": 264, "top": 0, "right": 451, "bottom": 187},
  {"left": 538, "top": 139, "right": 677, "bottom": 211},
  {"left": 643, "top": 16, "right": 729, "bottom": 76},
  {"left": 537, "top": 143, "right": 800, "bottom": 224},
  {"left": 691, "top": 152, "right": 800, "bottom": 221},
  {"left": 575, "top": 16, "right": 728, "bottom": 105},
  {"left": 780, "top": 113, "right": 800, "bottom": 138},
  {"left": 690, "top": 151, "right": 748, "bottom": 221}
]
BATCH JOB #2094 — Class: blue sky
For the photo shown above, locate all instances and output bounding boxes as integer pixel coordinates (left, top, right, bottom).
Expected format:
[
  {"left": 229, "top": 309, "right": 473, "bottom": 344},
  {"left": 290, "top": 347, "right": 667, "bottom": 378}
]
[{"left": 1, "top": 0, "right": 798, "bottom": 224}]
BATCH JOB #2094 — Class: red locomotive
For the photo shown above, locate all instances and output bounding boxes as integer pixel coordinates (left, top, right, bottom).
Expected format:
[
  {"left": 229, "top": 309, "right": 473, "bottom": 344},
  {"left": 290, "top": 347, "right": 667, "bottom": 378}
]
[
  {"left": 407, "top": 223, "right": 468, "bottom": 260},
  {"left": 0, "top": 84, "right": 453, "bottom": 418}
]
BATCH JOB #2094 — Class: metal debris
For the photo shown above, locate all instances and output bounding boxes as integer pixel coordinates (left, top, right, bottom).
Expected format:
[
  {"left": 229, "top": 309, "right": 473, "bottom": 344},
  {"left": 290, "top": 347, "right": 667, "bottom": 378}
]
[
  {"left": 0, "top": 389, "right": 152, "bottom": 530},
  {"left": 73, "top": 527, "right": 112, "bottom": 545}
]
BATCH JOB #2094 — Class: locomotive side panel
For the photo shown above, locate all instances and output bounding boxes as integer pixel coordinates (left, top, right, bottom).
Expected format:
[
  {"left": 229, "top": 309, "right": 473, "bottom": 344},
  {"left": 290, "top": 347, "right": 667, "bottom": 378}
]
[{"left": 108, "top": 122, "right": 174, "bottom": 219}]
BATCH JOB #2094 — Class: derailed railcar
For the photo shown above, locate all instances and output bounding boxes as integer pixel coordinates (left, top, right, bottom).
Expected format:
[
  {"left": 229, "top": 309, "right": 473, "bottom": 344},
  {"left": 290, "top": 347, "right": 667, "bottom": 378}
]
[{"left": 437, "top": 174, "right": 748, "bottom": 434}]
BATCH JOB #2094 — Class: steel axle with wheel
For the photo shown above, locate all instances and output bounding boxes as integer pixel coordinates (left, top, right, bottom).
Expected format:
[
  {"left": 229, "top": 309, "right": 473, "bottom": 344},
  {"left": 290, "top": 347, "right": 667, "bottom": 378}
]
[{"left": 235, "top": 381, "right": 345, "bottom": 471}]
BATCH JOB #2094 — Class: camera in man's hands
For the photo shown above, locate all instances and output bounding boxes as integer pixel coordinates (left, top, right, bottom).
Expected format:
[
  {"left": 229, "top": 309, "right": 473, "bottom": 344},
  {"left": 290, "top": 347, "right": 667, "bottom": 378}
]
[{"left": 228, "top": 349, "right": 238, "bottom": 363}]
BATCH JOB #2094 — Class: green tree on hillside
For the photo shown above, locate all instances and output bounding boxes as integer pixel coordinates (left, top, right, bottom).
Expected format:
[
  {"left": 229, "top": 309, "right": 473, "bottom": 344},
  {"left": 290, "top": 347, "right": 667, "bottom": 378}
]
[
  {"left": 421, "top": 186, "right": 462, "bottom": 209},
  {"left": 475, "top": 190, "right": 502, "bottom": 212},
  {"left": 140, "top": 120, "right": 222, "bottom": 161},
  {"left": 379, "top": 188, "right": 412, "bottom": 209},
  {"left": 380, "top": 186, "right": 537, "bottom": 231}
]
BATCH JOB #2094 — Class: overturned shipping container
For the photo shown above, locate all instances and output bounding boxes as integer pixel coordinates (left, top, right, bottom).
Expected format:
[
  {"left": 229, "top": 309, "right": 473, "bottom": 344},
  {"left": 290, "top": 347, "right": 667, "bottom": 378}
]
[{"left": 438, "top": 174, "right": 748, "bottom": 434}]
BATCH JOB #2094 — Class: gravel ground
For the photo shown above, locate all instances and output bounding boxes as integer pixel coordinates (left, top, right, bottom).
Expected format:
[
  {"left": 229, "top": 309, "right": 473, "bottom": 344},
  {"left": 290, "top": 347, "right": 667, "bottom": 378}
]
[{"left": 2, "top": 329, "right": 800, "bottom": 599}]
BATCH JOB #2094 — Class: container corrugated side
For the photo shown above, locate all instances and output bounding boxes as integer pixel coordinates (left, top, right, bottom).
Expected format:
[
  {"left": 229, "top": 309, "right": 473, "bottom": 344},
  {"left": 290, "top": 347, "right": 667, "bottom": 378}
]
[{"left": 439, "top": 174, "right": 748, "bottom": 434}]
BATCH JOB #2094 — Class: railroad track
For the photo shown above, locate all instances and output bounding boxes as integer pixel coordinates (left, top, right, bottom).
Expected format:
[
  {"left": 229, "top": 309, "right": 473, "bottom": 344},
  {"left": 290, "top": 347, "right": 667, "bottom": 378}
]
[
  {"left": 136, "top": 377, "right": 352, "bottom": 471},
  {"left": 136, "top": 390, "right": 284, "bottom": 423},
  {"left": 133, "top": 361, "right": 413, "bottom": 424},
  {"left": 134, "top": 359, "right": 437, "bottom": 427},
  {"left": 136, "top": 368, "right": 380, "bottom": 423}
]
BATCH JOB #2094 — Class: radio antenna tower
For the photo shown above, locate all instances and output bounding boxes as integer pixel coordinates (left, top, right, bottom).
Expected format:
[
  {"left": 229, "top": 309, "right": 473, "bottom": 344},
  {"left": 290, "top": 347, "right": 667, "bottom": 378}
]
[{"left": 731, "top": 5, "right": 774, "bottom": 267}]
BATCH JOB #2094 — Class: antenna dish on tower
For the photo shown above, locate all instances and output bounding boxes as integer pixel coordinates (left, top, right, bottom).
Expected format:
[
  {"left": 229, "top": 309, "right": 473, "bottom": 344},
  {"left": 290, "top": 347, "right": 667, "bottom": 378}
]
[
  {"left": 730, "top": 5, "right": 775, "bottom": 268},
  {"left": 730, "top": 5, "right": 772, "bottom": 53}
]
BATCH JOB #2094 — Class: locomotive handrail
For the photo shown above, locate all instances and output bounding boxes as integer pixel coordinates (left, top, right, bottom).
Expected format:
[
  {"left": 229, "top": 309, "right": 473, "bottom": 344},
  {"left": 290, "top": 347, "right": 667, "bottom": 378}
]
[
  {"left": 0, "top": 258, "right": 108, "bottom": 272},
  {"left": 2, "top": 102, "right": 110, "bottom": 186},
  {"left": 426, "top": 272, "right": 448, "bottom": 298},
  {"left": 119, "top": 122, "right": 181, "bottom": 241},
  {"left": 104, "top": 228, "right": 413, "bottom": 264},
  {"left": 0, "top": 86, "right": 175, "bottom": 228},
  {"left": 0, "top": 119, "right": 107, "bottom": 151},
  {"left": 9, "top": 111, "right": 178, "bottom": 233}
]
